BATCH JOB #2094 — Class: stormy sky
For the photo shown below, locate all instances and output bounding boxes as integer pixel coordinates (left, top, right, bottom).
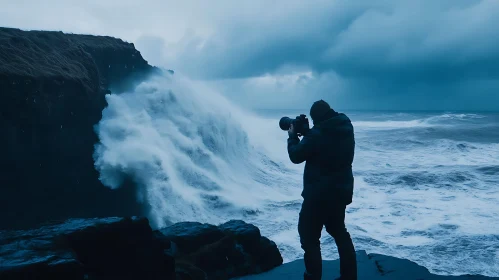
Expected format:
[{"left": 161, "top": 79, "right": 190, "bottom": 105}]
[{"left": 2, "top": 0, "right": 499, "bottom": 111}]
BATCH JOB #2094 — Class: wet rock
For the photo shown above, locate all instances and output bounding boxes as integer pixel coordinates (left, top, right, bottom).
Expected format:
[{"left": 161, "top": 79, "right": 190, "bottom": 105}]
[
  {"left": 252, "top": 236, "right": 283, "bottom": 272},
  {"left": 367, "top": 253, "right": 497, "bottom": 280},
  {"left": 0, "top": 27, "right": 161, "bottom": 229},
  {"left": 0, "top": 259, "right": 84, "bottom": 280},
  {"left": 0, "top": 216, "right": 282, "bottom": 280},
  {"left": 219, "top": 220, "right": 282, "bottom": 273},
  {"left": 156, "top": 222, "right": 225, "bottom": 254},
  {"left": 234, "top": 250, "right": 498, "bottom": 280},
  {"left": 0, "top": 217, "right": 175, "bottom": 280},
  {"left": 219, "top": 220, "right": 261, "bottom": 252},
  {"left": 153, "top": 220, "right": 283, "bottom": 280}
]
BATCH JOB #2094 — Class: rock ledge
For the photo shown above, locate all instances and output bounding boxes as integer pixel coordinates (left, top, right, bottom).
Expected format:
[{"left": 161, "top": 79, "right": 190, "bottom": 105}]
[{"left": 0, "top": 217, "right": 283, "bottom": 280}]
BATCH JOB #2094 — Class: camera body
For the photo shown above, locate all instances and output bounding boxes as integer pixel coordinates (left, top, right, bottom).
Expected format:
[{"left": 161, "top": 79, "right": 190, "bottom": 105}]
[{"left": 279, "top": 114, "right": 310, "bottom": 136}]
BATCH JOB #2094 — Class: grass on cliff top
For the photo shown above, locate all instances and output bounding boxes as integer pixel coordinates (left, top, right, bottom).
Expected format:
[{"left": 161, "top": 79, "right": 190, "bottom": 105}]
[{"left": 0, "top": 27, "right": 137, "bottom": 82}]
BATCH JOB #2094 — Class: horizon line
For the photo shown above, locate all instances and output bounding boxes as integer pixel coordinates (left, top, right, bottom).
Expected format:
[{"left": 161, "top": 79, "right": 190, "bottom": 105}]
[{"left": 252, "top": 108, "right": 499, "bottom": 113}]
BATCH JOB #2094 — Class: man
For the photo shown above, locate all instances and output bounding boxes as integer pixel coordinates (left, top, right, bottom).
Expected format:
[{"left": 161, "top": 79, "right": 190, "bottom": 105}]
[{"left": 287, "top": 100, "right": 357, "bottom": 280}]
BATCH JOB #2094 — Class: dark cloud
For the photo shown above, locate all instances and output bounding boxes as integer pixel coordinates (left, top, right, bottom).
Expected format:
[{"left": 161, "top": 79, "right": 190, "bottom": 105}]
[
  {"left": 205, "top": 72, "right": 499, "bottom": 112},
  {"left": 2, "top": 0, "right": 498, "bottom": 110},
  {"left": 167, "top": 0, "right": 499, "bottom": 82},
  {"left": 147, "top": 0, "right": 499, "bottom": 111}
]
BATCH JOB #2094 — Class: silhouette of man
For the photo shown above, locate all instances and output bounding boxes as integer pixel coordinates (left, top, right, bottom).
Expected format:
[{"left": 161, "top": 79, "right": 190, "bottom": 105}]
[{"left": 287, "top": 100, "right": 357, "bottom": 280}]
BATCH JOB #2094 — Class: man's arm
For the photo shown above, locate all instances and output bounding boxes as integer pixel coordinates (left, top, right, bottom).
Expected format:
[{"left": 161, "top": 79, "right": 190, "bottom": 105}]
[{"left": 287, "top": 131, "right": 316, "bottom": 164}]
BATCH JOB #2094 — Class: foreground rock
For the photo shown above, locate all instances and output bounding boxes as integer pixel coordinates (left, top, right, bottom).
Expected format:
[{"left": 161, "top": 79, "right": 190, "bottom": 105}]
[
  {"left": 0, "top": 218, "right": 282, "bottom": 280},
  {"left": 234, "top": 250, "right": 498, "bottom": 280},
  {"left": 0, "top": 27, "right": 161, "bottom": 229},
  {"left": 157, "top": 220, "right": 283, "bottom": 279},
  {"left": 2, "top": 217, "right": 495, "bottom": 280},
  {"left": 0, "top": 217, "right": 174, "bottom": 280}
]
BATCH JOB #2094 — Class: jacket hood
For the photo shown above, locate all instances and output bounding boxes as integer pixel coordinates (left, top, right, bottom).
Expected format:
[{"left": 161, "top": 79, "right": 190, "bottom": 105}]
[{"left": 314, "top": 113, "right": 352, "bottom": 134}]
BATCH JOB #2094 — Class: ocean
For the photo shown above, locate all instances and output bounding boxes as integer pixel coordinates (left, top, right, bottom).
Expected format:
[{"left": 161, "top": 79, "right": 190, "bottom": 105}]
[{"left": 93, "top": 75, "right": 499, "bottom": 277}]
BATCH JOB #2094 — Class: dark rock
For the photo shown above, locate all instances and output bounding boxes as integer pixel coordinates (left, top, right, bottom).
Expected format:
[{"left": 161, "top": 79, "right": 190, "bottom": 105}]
[
  {"left": 153, "top": 230, "right": 173, "bottom": 252},
  {"left": 253, "top": 236, "right": 283, "bottom": 272},
  {"left": 176, "top": 235, "right": 239, "bottom": 280},
  {"left": 219, "top": 220, "right": 261, "bottom": 253},
  {"left": 218, "top": 220, "right": 282, "bottom": 273},
  {"left": 187, "top": 236, "right": 238, "bottom": 271},
  {"left": 0, "top": 217, "right": 175, "bottom": 280},
  {"left": 367, "top": 253, "right": 498, "bottom": 280},
  {"left": 175, "top": 260, "right": 208, "bottom": 280},
  {"left": 0, "top": 27, "right": 158, "bottom": 229},
  {"left": 156, "top": 222, "right": 225, "bottom": 254},
  {"left": 151, "top": 220, "right": 282, "bottom": 280},
  {"left": 0, "top": 217, "right": 282, "bottom": 280},
  {"left": 0, "top": 259, "right": 85, "bottom": 280},
  {"left": 233, "top": 250, "right": 499, "bottom": 280}
]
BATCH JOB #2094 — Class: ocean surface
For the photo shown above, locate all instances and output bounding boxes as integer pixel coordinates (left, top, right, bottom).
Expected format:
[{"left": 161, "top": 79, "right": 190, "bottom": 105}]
[{"left": 93, "top": 75, "right": 499, "bottom": 277}]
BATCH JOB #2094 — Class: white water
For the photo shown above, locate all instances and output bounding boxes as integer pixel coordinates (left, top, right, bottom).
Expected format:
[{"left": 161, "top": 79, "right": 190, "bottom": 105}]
[
  {"left": 94, "top": 74, "right": 499, "bottom": 277},
  {"left": 94, "top": 74, "right": 301, "bottom": 228}
]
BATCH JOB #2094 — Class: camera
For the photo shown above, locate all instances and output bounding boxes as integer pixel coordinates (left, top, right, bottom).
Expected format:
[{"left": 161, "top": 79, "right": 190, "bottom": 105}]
[{"left": 279, "top": 114, "right": 310, "bottom": 136}]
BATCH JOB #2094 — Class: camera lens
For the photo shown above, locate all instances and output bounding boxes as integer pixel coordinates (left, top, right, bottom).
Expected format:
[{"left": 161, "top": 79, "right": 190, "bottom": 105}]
[{"left": 279, "top": 117, "right": 293, "bottom": 131}]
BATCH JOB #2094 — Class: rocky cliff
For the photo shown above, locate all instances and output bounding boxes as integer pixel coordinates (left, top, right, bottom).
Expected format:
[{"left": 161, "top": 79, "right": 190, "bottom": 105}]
[
  {"left": 235, "top": 250, "right": 498, "bottom": 280},
  {"left": 0, "top": 218, "right": 283, "bottom": 280},
  {"left": 1, "top": 217, "right": 494, "bottom": 280},
  {"left": 0, "top": 27, "right": 160, "bottom": 229}
]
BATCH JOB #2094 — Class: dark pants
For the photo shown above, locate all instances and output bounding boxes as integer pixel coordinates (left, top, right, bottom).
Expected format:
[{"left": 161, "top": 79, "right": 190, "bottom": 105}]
[{"left": 298, "top": 198, "right": 357, "bottom": 280}]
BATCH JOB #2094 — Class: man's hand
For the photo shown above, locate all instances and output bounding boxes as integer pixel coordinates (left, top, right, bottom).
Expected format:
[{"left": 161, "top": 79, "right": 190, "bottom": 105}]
[{"left": 288, "top": 123, "right": 298, "bottom": 138}]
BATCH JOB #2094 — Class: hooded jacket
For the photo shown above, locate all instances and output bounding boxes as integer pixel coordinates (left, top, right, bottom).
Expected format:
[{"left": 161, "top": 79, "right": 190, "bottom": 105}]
[{"left": 287, "top": 112, "right": 355, "bottom": 204}]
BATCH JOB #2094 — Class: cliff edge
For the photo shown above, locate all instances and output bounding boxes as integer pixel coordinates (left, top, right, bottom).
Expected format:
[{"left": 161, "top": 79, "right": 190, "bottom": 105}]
[
  {"left": 234, "top": 251, "right": 498, "bottom": 280},
  {"left": 0, "top": 27, "right": 159, "bottom": 229},
  {"left": 0, "top": 218, "right": 282, "bottom": 280}
]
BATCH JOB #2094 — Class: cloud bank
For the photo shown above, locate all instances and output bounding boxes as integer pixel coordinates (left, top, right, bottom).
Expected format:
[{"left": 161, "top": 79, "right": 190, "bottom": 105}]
[{"left": 2, "top": 0, "right": 499, "bottom": 110}]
